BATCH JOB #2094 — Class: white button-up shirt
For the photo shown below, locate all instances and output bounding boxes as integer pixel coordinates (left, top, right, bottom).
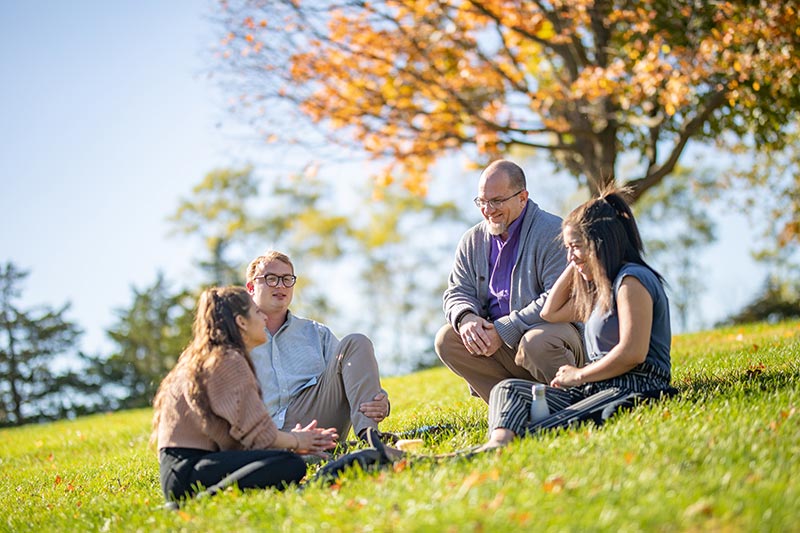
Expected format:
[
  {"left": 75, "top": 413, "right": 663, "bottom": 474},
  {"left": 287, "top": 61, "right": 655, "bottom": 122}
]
[{"left": 249, "top": 311, "right": 340, "bottom": 429}]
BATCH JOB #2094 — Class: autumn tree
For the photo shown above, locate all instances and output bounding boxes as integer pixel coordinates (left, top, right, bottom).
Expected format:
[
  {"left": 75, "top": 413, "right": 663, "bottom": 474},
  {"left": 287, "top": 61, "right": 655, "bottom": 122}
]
[
  {"left": 215, "top": 0, "right": 800, "bottom": 245},
  {"left": 0, "top": 262, "right": 88, "bottom": 426},
  {"left": 726, "top": 127, "right": 800, "bottom": 255},
  {"left": 169, "top": 166, "right": 262, "bottom": 286}
]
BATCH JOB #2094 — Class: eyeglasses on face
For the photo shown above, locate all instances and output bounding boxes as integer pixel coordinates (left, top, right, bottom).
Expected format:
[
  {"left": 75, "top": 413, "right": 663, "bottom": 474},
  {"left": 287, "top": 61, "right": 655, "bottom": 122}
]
[
  {"left": 473, "top": 190, "right": 524, "bottom": 210},
  {"left": 256, "top": 274, "right": 297, "bottom": 288}
]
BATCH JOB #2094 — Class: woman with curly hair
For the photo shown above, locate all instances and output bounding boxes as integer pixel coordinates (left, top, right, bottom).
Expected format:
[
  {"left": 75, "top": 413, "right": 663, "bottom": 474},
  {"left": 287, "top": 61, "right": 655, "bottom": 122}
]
[{"left": 152, "top": 286, "right": 338, "bottom": 504}]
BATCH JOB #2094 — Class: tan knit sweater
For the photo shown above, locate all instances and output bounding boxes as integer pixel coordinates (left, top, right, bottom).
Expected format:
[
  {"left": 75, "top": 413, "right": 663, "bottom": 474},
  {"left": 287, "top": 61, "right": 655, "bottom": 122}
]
[{"left": 157, "top": 349, "right": 279, "bottom": 451}]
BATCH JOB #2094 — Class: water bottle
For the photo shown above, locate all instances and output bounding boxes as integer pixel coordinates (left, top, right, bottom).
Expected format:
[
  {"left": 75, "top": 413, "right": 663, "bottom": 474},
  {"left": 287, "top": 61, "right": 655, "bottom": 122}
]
[{"left": 530, "top": 383, "right": 550, "bottom": 424}]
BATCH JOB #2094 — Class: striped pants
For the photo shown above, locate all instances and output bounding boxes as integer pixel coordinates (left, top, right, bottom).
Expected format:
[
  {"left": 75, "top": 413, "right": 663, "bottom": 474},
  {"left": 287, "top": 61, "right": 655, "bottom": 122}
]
[{"left": 487, "top": 363, "right": 670, "bottom": 436}]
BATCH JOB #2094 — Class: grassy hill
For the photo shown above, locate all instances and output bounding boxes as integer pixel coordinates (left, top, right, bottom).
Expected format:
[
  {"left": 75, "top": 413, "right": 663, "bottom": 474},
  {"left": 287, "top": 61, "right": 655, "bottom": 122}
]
[{"left": 1, "top": 320, "right": 798, "bottom": 532}]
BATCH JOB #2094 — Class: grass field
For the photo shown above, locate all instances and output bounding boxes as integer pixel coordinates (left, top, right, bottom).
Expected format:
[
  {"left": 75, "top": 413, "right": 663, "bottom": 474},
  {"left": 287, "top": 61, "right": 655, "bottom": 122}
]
[{"left": 1, "top": 320, "right": 798, "bottom": 532}]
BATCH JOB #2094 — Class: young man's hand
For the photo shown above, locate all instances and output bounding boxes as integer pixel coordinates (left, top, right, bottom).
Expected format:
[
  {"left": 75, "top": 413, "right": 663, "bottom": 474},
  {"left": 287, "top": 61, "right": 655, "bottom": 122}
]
[{"left": 359, "top": 392, "right": 389, "bottom": 423}]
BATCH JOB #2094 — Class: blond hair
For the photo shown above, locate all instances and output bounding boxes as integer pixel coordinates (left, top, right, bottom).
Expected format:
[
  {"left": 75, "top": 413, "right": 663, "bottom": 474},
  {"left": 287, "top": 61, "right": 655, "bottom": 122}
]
[{"left": 245, "top": 250, "right": 294, "bottom": 284}]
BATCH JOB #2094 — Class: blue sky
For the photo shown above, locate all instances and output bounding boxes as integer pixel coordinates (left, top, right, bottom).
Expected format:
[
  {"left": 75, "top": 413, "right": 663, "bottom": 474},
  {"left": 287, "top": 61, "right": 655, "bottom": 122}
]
[
  {"left": 0, "top": 1, "right": 231, "bottom": 354},
  {"left": 0, "top": 2, "right": 765, "bottom": 365}
]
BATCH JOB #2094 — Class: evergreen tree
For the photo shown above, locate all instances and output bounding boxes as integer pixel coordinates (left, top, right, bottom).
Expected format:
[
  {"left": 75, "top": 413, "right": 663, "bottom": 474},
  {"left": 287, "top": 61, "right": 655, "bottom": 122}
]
[
  {"left": 0, "top": 262, "right": 85, "bottom": 426},
  {"left": 94, "top": 273, "right": 194, "bottom": 409}
]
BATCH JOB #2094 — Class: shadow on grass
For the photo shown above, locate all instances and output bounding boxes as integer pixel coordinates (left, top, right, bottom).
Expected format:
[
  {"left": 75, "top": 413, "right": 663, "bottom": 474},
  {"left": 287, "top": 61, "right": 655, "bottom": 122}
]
[{"left": 674, "top": 361, "right": 800, "bottom": 402}]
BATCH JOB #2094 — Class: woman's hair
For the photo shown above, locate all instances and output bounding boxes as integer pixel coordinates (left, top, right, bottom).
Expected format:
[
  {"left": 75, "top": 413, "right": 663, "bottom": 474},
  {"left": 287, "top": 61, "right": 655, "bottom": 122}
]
[
  {"left": 150, "top": 286, "right": 255, "bottom": 449},
  {"left": 563, "top": 189, "right": 663, "bottom": 321}
]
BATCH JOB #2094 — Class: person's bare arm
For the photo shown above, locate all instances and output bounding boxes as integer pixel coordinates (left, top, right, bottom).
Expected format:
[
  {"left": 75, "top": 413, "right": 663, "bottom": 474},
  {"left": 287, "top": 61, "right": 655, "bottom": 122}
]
[
  {"left": 551, "top": 277, "right": 652, "bottom": 387},
  {"left": 540, "top": 262, "right": 580, "bottom": 323}
]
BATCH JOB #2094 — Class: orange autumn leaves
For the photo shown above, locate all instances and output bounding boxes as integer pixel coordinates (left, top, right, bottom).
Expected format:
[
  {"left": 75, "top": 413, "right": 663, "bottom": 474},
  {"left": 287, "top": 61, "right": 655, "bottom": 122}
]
[{"left": 217, "top": 1, "right": 800, "bottom": 203}]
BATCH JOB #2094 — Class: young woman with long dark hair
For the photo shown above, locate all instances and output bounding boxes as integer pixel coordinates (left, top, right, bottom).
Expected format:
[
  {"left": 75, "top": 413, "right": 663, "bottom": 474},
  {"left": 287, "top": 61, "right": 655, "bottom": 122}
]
[
  {"left": 475, "top": 190, "right": 672, "bottom": 450},
  {"left": 151, "top": 286, "right": 338, "bottom": 503}
]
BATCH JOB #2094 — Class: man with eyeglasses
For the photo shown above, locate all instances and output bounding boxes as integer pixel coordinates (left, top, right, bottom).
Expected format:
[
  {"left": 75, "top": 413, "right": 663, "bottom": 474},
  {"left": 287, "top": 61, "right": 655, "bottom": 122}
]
[
  {"left": 246, "top": 250, "right": 391, "bottom": 447},
  {"left": 435, "top": 159, "right": 585, "bottom": 403}
]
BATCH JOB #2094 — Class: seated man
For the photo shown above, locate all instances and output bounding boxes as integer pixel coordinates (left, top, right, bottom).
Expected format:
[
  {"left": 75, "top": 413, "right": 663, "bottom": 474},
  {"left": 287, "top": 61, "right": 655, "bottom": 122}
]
[
  {"left": 246, "top": 250, "right": 390, "bottom": 443},
  {"left": 435, "top": 159, "right": 585, "bottom": 402}
]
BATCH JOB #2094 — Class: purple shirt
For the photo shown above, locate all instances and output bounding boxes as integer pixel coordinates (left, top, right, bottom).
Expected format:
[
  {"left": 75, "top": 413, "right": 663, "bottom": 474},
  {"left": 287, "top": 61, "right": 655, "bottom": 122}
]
[{"left": 488, "top": 204, "right": 528, "bottom": 320}]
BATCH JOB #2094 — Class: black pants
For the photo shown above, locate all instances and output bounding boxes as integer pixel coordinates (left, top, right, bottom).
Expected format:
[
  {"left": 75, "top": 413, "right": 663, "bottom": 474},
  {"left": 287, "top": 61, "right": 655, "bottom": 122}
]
[{"left": 159, "top": 447, "right": 306, "bottom": 502}]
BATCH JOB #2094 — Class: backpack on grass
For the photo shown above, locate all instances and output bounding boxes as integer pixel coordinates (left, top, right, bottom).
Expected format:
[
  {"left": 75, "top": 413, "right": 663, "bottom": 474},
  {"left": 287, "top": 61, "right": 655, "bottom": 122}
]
[{"left": 306, "top": 428, "right": 394, "bottom": 486}]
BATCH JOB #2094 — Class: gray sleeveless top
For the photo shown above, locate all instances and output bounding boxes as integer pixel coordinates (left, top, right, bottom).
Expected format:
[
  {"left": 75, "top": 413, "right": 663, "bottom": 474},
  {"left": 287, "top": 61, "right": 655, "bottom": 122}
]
[{"left": 584, "top": 263, "right": 671, "bottom": 388}]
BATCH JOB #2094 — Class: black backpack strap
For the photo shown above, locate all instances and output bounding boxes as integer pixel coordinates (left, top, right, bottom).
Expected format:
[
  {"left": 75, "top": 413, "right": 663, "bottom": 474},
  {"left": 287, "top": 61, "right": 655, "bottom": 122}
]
[
  {"left": 306, "top": 428, "right": 406, "bottom": 487},
  {"left": 307, "top": 448, "right": 385, "bottom": 486}
]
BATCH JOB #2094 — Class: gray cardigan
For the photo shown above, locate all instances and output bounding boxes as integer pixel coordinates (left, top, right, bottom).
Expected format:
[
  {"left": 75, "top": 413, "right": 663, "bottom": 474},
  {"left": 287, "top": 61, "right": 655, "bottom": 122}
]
[{"left": 443, "top": 199, "right": 567, "bottom": 347}]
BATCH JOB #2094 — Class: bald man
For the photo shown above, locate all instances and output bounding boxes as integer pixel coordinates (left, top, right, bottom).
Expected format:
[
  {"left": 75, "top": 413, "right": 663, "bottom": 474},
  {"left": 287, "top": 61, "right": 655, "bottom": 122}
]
[{"left": 435, "top": 160, "right": 585, "bottom": 402}]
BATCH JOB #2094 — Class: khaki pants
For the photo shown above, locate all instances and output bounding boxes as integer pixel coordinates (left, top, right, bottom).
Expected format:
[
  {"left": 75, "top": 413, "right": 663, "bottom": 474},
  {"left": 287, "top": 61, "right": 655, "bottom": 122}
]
[
  {"left": 282, "top": 333, "right": 383, "bottom": 439},
  {"left": 435, "top": 322, "right": 584, "bottom": 403}
]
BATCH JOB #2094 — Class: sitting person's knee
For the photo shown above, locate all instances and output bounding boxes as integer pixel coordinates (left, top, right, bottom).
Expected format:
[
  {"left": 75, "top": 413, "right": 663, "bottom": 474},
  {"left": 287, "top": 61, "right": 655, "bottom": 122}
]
[
  {"left": 434, "top": 324, "right": 458, "bottom": 355},
  {"left": 518, "top": 326, "right": 575, "bottom": 357},
  {"left": 515, "top": 342, "right": 547, "bottom": 368},
  {"left": 340, "top": 332, "right": 372, "bottom": 348},
  {"left": 488, "top": 378, "right": 523, "bottom": 403}
]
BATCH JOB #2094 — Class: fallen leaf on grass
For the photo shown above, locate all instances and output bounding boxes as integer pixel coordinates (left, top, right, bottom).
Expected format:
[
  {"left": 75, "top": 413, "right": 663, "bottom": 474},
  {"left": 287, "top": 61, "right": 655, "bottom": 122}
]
[
  {"left": 484, "top": 492, "right": 505, "bottom": 510},
  {"left": 392, "top": 459, "right": 409, "bottom": 473},
  {"left": 345, "top": 498, "right": 367, "bottom": 509},
  {"left": 542, "top": 476, "right": 565, "bottom": 493},
  {"left": 512, "top": 512, "right": 531, "bottom": 525},
  {"left": 460, "top": 471, "right": 487, "bottom": 492},
  {"left": 684, "top": 498, "right": 713, "bottom": 517},
  {"left": 767, "top": 407, "right": 796, "bottom": 431},
  {"left": 746, "top": 362, "right": 766, "bottom": 377}
]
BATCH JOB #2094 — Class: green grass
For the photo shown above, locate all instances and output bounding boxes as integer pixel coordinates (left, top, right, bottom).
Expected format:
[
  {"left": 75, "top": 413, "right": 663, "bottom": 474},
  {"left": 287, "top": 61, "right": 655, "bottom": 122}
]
[{"left": 2, "top": 320, "right": 799, "bottom": 532}]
